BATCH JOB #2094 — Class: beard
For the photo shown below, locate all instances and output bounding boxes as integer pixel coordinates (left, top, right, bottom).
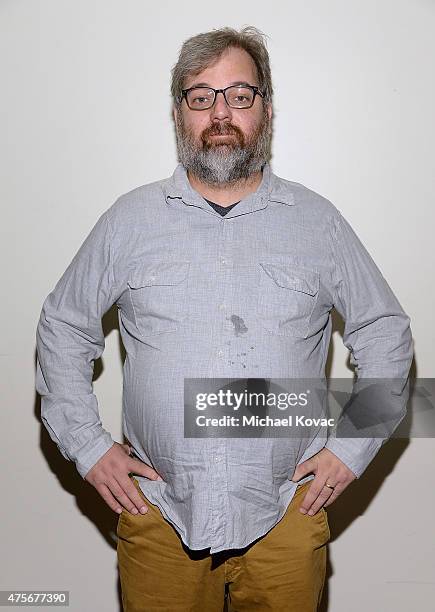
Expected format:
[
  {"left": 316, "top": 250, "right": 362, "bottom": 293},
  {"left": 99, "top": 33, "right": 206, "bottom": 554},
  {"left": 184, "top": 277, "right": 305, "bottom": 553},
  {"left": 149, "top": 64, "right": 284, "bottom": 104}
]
[{"left": 174, "top": 105, "right": 272, "bottom": 187}]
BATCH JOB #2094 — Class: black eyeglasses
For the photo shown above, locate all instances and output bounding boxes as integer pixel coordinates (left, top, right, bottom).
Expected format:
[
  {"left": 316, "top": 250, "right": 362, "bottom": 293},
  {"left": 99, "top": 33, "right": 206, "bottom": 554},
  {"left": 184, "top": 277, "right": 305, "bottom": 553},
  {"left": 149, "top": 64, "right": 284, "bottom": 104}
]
[{"left": 178, "top": 84, "right": 264, "bottom": 110}]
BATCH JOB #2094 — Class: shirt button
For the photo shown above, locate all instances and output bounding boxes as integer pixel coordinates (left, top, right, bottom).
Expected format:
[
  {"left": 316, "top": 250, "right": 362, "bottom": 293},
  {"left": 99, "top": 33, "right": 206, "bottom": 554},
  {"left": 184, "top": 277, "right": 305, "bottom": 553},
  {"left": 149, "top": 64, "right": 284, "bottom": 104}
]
[
  {"left": 149, "top": 275, "right": 156, "bottom": 281},
  {"left": 218, "top": 303, "right": 225, "bottom": 310},
  {"left": 214, "top": 456, "right": 223, "bottom": 463},
  {"left": 220, "top": 258, "right": 226, "bottom": 265},
  {"left": 217, "top": 349, "right": 224, "bottom": 357}
]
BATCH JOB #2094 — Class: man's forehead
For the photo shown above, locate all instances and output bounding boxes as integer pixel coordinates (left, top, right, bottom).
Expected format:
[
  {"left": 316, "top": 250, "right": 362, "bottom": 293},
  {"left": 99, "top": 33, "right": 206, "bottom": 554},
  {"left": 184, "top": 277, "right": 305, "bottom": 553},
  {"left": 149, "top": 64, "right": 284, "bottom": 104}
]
[
  {"left": 187, "top": 80, "right": 255, "bottom": 89},
  {"left": 184, "top": 48, "right": 258, "bottom": 88}
]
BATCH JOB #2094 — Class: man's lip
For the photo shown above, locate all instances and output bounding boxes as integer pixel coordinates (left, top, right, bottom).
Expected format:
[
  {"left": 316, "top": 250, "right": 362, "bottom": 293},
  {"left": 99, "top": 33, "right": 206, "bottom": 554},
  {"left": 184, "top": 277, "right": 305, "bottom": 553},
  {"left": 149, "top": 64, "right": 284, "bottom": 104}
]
[{"left": 209, "top": 133, "right": 236, "bottom": 137}]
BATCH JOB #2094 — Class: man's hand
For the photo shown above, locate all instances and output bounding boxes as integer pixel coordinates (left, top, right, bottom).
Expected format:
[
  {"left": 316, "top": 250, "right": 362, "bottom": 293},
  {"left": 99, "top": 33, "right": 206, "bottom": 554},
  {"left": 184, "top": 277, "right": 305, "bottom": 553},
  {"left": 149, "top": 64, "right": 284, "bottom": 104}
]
[
  {"left": 84, "top": 442, "right": 164, "bottom": 516},
  {"left": 290, "top": 448, "right": 357, "bottom": 515}
]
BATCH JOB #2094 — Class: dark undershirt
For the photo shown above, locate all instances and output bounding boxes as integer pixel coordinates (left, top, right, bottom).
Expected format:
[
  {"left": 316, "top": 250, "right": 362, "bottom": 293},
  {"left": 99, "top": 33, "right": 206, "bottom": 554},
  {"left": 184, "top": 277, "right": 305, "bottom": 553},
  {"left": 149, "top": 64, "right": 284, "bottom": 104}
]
[{"left": 203, "top": 197, "right": 240, "bottom": 216}]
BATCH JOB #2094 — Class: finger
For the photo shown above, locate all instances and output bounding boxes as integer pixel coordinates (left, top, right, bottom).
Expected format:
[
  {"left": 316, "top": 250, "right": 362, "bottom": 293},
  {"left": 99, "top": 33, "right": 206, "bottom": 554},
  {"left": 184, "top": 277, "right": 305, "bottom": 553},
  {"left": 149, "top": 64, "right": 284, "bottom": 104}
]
[
  {"left": 116, "top": 476, "right": 150, "bottom": 515},
  {"left": 108, "top": 478, "right": 148, "bottom": 515},
  {"left": 95, "top": 482, "right": 128, "bottom": 515},
  {"left": 291, "top": 458, "right": 315, "bottom": 482},
  {"left": 129, "top": 457, "right": 164, "bottom": 481},
  {"left": 323, "top": 483, "right": 346, "bottom": 507},
  {"left": 298, "top": 479, "right": 331, "bottom": 515},
  {"left": 305, "top": 486, "right": 334, "bottom": 515}
]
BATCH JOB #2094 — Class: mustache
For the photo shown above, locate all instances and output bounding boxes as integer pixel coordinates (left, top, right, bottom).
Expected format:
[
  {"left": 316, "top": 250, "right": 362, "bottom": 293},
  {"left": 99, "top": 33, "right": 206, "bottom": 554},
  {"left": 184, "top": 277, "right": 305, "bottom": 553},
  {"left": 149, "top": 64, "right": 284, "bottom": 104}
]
[
  {"left": 201, "top": 124, "right": 245, "bottom": 149},
  {"left": 203, "top": 123, "right": 241, "bottom": 138}
]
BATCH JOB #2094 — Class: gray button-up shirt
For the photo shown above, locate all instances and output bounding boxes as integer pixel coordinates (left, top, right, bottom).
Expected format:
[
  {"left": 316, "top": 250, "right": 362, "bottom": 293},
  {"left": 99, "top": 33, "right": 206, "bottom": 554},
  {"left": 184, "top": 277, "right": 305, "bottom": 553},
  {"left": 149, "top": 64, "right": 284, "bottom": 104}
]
[{"left": 35, "top": 162, "right": 414, "bottom": 553}]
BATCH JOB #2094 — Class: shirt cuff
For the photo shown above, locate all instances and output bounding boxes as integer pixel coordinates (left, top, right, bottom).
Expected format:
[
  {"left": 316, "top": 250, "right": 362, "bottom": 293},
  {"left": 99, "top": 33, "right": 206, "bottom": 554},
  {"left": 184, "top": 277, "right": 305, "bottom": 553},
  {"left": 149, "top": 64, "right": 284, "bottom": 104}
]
[
  {"left": 69, "top": 431, "right": 115, "bottom": 479},
  {"left": 324, "top": 436, "right": 384, "bottom": 479}
]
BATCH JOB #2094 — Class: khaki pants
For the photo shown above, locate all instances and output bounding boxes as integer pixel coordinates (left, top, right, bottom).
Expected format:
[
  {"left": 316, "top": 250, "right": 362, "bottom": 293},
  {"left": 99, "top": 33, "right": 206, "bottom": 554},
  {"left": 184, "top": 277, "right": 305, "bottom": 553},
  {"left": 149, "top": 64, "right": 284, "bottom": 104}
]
[{"left": 117, "top": 476, "right": 330, "bottom": 611}]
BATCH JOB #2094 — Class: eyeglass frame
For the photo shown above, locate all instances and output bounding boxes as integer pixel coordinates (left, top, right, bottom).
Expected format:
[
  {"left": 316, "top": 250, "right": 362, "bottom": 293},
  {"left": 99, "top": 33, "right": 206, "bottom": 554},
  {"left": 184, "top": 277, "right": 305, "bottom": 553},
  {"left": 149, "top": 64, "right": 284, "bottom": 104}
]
[{"left": 177, "top": 83, "right": 265, "bottom": 110}]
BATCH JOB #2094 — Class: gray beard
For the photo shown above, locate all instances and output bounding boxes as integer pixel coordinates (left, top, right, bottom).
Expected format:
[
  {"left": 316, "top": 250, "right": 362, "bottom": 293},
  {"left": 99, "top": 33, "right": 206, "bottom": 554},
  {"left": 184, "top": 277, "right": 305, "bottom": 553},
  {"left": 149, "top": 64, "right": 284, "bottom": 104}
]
[{"left": 175, "top": 110, "right": 272, "bottom": 187}]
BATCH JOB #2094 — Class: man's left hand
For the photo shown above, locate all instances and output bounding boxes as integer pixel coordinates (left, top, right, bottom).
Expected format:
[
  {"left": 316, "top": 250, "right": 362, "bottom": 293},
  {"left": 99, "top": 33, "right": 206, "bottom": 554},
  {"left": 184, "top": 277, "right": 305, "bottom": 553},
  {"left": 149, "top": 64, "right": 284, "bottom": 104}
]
[{"left": 290, "top": 448, "right": 357, "bottom": 515}]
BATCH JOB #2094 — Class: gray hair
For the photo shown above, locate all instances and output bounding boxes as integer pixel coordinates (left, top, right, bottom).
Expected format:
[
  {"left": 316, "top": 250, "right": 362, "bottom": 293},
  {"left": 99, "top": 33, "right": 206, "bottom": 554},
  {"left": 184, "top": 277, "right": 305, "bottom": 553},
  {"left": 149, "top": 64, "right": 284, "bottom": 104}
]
[{"left": 170, "top": 26, "right": 273, "bottom": 108}]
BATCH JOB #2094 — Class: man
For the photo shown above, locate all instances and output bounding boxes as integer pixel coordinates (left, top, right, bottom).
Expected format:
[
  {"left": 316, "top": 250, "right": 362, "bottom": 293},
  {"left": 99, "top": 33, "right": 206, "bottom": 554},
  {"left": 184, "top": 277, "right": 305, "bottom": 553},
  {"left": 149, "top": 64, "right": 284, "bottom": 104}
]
[{"left": 35, "top": 26, "right": 413, "bottom": 612}]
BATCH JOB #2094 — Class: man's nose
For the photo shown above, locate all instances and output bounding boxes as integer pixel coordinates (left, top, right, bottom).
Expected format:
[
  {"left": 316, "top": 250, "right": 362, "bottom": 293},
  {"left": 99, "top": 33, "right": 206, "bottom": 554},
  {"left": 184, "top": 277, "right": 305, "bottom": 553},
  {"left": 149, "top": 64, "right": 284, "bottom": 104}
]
[{"left": 209, "top": 91, "right": 233, "bottom": 120}]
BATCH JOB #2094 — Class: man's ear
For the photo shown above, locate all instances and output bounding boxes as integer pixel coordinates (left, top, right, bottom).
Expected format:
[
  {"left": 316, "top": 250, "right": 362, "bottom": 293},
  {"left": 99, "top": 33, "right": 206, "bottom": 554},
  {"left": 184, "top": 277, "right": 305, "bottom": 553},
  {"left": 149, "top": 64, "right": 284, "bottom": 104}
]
[{"left": 267, "top": 102, "right": 273, "bottom": 122}]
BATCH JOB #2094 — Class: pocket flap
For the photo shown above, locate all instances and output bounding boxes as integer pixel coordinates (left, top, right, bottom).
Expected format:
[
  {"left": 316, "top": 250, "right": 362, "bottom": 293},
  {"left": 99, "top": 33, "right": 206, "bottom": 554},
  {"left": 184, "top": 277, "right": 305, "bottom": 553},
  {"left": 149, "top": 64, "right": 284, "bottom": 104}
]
[
  {"left": 259, "top": 262, "right": 319, "bottom": 296},
  {"left": 128, "top": 261, "right": 190, "bottom": 288}
]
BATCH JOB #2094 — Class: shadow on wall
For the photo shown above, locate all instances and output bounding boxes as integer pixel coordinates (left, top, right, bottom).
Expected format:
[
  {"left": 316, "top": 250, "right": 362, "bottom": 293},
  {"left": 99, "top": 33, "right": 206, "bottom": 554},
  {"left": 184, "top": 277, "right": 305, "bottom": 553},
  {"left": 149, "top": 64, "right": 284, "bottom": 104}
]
[
  {"left": 34, "top": 305, "right": 125, "bottom": 609},
  {"left": 34, "top": 306, "right": 416, "bottom": 612}
]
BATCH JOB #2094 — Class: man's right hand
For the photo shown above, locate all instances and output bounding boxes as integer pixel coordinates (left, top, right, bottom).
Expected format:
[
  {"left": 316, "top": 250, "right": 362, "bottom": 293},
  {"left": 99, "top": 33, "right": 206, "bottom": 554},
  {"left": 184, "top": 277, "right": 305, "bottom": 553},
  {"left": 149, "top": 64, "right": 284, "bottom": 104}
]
[{"left": 84, "top": 442, "right": 164, "bottom": 516}]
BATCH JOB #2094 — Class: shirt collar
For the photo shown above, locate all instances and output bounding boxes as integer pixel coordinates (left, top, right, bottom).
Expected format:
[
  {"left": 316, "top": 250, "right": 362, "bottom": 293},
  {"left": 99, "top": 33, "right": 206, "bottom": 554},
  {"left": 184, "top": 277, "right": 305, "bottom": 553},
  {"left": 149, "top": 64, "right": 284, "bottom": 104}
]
[{"left": 162, "top": 162, "right": 295, "bottom": 218}]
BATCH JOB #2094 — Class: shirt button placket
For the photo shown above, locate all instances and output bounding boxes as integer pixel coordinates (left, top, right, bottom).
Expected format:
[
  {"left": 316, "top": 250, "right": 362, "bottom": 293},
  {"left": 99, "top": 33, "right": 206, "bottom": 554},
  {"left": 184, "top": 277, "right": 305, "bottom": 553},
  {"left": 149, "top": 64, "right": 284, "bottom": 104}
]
[
  {"left": 214, "top": 222, "right": 233, "bottom": 364},
  {"left": 209, "top": 445, "right": 227, "bottom": 549},
  {"left": 208, "top": 219, "right": 233, "bottom": 550}
]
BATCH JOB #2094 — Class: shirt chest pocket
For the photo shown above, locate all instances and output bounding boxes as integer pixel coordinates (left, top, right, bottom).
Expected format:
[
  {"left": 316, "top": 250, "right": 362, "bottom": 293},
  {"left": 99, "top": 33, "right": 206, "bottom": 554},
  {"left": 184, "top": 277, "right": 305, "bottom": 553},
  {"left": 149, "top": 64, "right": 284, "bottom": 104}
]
[
  {"left": 127, "top": 261, "right": 190, "bottom": 337},
  {"left": 257, "top": 262, "right": 320, "bottom": 338}
]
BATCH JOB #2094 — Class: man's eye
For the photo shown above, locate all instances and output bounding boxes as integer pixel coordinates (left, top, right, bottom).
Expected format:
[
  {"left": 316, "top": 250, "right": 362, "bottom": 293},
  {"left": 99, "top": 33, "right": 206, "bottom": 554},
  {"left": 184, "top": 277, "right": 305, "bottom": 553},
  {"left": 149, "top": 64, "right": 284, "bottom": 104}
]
[{"left": 194, "top": 97, "right": 207, "bottom": 103}]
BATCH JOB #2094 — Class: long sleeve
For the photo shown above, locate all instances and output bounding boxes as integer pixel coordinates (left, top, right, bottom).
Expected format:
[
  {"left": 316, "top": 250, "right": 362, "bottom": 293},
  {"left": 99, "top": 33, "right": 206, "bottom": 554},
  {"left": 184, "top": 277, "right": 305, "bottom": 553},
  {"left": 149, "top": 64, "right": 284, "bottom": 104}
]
[
  {"left": 324, "top": 211, "right": 414, "bottom": 478},
  {"left": 35, "top": 209, "right": 118, "bottom": 479}
]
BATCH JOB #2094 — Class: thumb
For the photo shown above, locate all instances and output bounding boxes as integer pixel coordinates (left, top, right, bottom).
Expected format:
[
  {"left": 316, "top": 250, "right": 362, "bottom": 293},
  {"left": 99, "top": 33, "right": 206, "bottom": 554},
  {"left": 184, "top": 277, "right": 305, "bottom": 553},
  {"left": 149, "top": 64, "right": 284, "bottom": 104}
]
[
  {"left": 291, "top": 458, "right": 315, "bottom": 482},
  {"left": 129, "top": 456, "right": 163, "bottom": 481}
]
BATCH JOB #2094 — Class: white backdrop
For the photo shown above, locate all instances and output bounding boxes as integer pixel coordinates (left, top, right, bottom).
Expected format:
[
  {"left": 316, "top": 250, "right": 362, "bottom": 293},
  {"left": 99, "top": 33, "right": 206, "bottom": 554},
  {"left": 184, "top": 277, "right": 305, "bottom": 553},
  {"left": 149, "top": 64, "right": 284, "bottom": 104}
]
[{"left": 1, "top": 1, "right": 434, "bottom": 610}]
